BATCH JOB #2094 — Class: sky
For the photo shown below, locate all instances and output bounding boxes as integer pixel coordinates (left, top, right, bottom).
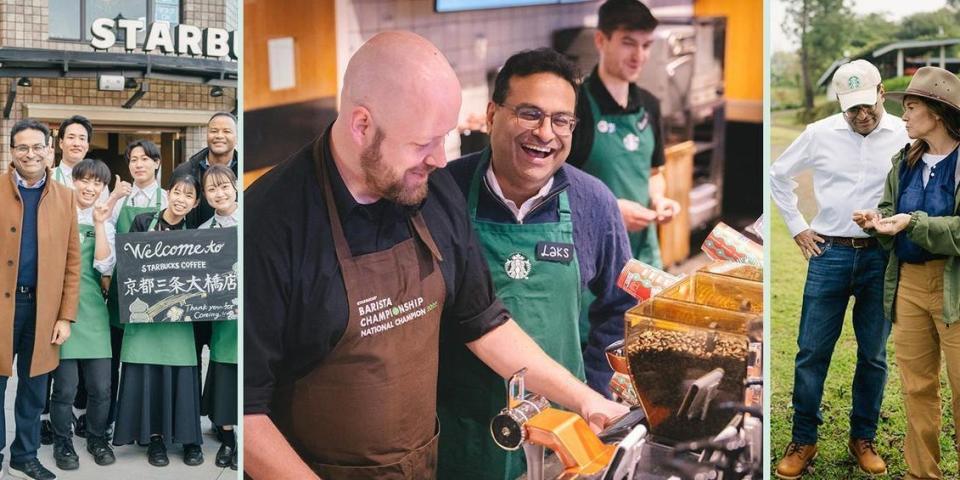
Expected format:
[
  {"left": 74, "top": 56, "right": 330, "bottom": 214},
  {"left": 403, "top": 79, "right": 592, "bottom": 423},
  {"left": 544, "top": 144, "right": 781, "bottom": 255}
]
[{"left": 771, "top": 0, "right": 951, "bottom": 52}]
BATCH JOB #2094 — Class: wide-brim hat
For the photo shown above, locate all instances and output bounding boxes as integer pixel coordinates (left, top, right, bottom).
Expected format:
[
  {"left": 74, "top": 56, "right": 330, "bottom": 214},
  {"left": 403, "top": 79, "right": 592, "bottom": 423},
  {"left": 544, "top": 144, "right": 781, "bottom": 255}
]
[{"left": 886, "top": 66, "right": 960, "bottom": 113}]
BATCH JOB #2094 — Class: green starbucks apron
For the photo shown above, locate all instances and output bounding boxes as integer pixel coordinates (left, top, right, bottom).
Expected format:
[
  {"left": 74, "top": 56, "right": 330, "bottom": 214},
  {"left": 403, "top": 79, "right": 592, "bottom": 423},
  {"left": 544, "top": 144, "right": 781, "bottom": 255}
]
[
  {"left": 61, "top": 223, "right": 112, "bottom": 359},
  {"left": 579, "top": 83, "right": 661, "bottom": 268},
  {"left": 206, "top": 224, "right": 237, "bottom": 365},
  {"left": 437, "top": 155, "right": 583, "bottom": 480},
  {"left": 119, "top": 211, "right": 196, "bottom": 366},
  {"left": 53, "top": 166, "right": 70, "bottom": 187},
  {"left": 107, "top": 188, "right": 164, "bottom": 328}
]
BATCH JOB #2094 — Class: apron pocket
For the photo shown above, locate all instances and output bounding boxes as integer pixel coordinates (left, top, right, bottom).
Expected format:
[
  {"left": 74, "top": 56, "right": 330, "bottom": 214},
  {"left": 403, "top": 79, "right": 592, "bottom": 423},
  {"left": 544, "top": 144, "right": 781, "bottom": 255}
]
[{"left": 308, "top": 419, "right": 439, "bottom": 480}]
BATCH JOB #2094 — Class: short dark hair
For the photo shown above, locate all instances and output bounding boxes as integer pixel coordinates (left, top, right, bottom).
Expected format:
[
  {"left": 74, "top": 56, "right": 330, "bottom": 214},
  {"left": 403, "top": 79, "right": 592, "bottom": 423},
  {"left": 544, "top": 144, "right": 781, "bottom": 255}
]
[
  {"left": 10, "top": 119, "right": 50, "bottom": 147},
  {"left": 169, "top": 172, "right": 200, "bottom": 196},
  {"left": 491, "top": 48, "right": 580, "bottom": 106},
  {"left": 208, "top": 112, "right": 236, "bottom": 125},
  {"left": 125, "top": 139, "right": 162, "bottom": 163},
  {"left": 58, "top": 115, "right": 93, "bottom": 140},
  {"left": 598, "top": 0, "right": 658, "bottom": 36},
  {"left": 72, "top": 158, "right": 111, "bottom": 184}
]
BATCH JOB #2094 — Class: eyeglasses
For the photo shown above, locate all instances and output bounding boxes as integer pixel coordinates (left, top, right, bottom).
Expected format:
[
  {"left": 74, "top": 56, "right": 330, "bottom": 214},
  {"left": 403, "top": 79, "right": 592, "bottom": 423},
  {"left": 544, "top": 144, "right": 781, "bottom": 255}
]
[
  {"left": 12, "top": 144, "right": 47, "bottom": 155},
  {"left": 499, "top": 103, "right": 578, "bottom": 135},
  {"left": 844, "top": 104, "right": 877, "bottom": 118}
]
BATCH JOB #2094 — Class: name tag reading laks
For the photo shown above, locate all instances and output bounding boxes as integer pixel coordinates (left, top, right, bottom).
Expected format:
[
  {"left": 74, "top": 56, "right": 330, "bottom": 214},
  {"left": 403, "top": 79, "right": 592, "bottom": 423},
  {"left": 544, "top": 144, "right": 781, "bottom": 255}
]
[{"left": 536, "top": 241, "right": 574, "bottom": 264}]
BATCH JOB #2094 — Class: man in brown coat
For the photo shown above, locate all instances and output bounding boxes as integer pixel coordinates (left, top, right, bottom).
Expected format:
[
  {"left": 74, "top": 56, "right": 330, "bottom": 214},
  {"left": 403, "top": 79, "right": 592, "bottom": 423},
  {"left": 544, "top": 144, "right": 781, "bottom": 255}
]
[{"left": 0, "top": 118, "right": 79, "bottom": 480}]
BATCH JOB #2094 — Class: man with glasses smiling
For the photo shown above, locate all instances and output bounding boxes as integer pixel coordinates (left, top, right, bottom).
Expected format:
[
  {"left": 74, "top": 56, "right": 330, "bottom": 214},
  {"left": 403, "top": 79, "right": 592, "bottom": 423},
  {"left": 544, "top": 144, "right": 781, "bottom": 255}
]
[
  {"left": 0, "top": 119, "right": 80, "bottom": 480},
  {"left": 771, "top": 60, "right": 909, "bottom": 478},
  {"left": 439, "top": 48, "right": 634, "bottom": 480}
]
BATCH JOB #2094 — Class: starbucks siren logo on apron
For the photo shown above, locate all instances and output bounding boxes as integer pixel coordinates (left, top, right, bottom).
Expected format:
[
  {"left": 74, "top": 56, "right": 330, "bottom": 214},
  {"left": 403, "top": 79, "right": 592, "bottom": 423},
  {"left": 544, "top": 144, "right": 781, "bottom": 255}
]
[
  {"left": 623, "top": 134, "right": 640, "bottom": 152},
  {"left": 504, "top": 252, "right": 531, "bottom": 280},
  {"left": 597, "top": 120, "right": 616, "bottom": 134}
]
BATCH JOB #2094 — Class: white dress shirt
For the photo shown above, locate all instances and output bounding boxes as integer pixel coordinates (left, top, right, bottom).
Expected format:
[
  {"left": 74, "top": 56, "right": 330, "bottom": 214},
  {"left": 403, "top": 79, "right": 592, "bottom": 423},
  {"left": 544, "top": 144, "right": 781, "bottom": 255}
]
[
  {"left": 110, "top": 181, "right": 168, "bottom": 224},
  {"left": 484, "top": 163, "right": 554, "bottom": 223},
  {"left": 13, "top": 170, "right": 46, "bottom": 189},
  {"left": 77, "top": 206, "right": 116, "bottom": 274},
  {"left": 199, "top": 206, "right": 240, "bottom": 229},
  {"left": 771, "top": 111, "right": 910, "bottom": 238}
]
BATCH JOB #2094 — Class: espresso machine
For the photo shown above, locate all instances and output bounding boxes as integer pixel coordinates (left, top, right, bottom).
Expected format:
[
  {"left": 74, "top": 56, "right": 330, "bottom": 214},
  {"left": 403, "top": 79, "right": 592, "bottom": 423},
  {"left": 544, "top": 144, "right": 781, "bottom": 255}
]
[{"left": 489, "top": 227, "right": 764, "bottom": 479}]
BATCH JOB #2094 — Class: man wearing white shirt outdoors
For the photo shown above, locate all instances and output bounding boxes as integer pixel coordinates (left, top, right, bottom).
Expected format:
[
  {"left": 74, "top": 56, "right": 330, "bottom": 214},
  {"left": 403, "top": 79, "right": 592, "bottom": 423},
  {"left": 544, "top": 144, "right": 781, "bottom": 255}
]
[
  {"left": 51, "top": 116, "right": 108, "bottom": 203},
  {"left": 771, "top": 60, "right": 910, "bottom": 479}
]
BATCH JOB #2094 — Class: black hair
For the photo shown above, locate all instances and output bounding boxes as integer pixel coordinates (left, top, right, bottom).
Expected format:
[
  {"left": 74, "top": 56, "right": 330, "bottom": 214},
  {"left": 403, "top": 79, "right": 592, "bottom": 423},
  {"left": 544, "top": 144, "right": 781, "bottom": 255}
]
[
  {"left": 10, "top": 119, "right": 50, "bottom": 147},
  {"left": 72, "top": 158, "right": 111, "bottom": 184},
  {"left": 491, "top": 48, "right": 580, "bottom": 106},
  {"left": 58, "top": 115, "right": 93, "bottom": 141},
  {"left": 208, "top": 111, "right": 237, "bottom": 125},
  {"left": 169, "top": 172, "right": 200, "bottom": 197},
  {"left": 125, "top": 139, "right": 162, "bottom": 163},
  {"left": 598, "top": 0, "right": 658, "bottom": 36}
]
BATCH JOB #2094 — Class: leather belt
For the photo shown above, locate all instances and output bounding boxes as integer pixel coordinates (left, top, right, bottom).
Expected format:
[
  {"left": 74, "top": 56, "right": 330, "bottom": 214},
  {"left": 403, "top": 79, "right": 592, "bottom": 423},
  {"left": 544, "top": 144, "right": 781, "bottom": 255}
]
[{"left": 822, "top": 235, "right": 877, "bottom": 249}]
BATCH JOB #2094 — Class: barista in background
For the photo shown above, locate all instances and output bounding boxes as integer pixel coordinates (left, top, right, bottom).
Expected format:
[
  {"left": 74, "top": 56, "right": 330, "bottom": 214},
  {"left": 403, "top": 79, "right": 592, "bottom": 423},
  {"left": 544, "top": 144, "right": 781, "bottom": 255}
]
[
  {"left": 104, "top": 140, "right": 168, "bottom": 439},
  {"left": 567, "top": 0, "right": 681, "bottom": 268},
  {"left": 198, "top": 165, "right": 239, "bottom": 470},
  {"left": 113, "top": 173, "right": 204, "bottom": 467},
  {"left": 52, "top": 116, "right": 109, "bottom": 202}
]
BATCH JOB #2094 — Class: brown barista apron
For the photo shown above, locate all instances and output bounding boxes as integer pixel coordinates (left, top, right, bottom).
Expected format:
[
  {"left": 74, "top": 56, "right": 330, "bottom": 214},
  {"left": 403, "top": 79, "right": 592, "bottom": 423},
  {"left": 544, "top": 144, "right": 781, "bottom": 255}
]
[{"left": 274, "top": 142, "right": 447, "bottom": 479}]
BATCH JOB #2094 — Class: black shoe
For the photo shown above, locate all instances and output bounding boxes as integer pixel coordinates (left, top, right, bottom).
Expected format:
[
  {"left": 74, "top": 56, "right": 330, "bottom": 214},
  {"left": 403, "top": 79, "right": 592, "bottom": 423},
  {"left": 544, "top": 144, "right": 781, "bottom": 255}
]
[
  {"left": 8, "top": 458, "right": 57, "bottom": 480},
  {"left": 52, "top": 437, "right": 79, "bottom": 471},
  {"left": 39, "top": 419, "right": 54, "bottom": 446},
  {"left": 230, "top": 449, "right": 237, "bottom": 470},
  {"left": 147, "top": 436, "right": 169, "bottom": 467},
  {"left": 86, "top": 436, "right": 116, "bottom": 466},
  {"left": 215, "top": 442, "right": 235, "bottom": 468},
  {"left": 74, "top": 414, "right": 86, "bottom": 439},
  {"left": 183, "top": 443, "right": 204, "bottom": 466}
]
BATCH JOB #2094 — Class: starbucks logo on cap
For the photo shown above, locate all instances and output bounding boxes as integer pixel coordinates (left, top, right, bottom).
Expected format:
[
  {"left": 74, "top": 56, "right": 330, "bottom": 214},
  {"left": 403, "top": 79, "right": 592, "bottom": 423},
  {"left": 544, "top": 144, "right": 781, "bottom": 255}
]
[{"left": 848, "top": 76, "right": 861, "bottom": 89}]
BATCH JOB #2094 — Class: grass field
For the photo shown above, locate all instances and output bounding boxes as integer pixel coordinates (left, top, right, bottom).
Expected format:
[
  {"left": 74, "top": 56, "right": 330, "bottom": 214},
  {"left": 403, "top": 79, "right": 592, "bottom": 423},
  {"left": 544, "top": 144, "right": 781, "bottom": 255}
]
[{"left": 769, "top": 112, "right": 958, "bottom": 478}]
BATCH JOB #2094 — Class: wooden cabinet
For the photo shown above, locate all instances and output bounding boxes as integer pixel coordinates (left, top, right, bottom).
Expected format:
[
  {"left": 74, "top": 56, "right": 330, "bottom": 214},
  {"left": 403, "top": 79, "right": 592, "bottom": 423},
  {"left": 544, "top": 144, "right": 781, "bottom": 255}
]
[{"left": 658, "top": 141, "right": 695, "bottom": 267}]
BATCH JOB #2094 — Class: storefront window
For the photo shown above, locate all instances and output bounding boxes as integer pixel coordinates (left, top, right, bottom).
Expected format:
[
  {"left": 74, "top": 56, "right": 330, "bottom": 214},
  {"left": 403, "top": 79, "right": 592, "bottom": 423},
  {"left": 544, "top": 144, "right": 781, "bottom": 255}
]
[{"left": 48, "top": 0, "right": 181, "bottom": 42}]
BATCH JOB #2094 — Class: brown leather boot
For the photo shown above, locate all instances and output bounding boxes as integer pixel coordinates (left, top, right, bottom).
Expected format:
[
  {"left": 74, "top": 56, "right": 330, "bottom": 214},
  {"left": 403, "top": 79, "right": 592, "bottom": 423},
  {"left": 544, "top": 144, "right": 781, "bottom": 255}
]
[
  {"left": 775, "top": 442, "right": 817, "bottom": 479},
  {"left": 848, "top": 438, "right": 887, "bottom": 475}
]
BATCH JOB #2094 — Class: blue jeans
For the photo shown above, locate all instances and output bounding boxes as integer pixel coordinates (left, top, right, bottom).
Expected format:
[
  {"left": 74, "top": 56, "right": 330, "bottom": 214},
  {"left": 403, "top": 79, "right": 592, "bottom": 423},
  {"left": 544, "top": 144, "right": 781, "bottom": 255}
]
[
  {"left": 0, "top": 294, "right": 50, "bottom": 463},
  {"left": 791, "top": 241, "right": 889, "bottom": 444}
]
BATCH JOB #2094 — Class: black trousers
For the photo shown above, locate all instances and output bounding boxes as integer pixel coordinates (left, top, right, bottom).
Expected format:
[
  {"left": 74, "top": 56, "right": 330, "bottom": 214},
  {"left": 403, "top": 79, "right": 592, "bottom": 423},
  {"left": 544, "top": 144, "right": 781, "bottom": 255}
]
[{"left": 51, "top": 358, "right": 111, "bottom": 440}]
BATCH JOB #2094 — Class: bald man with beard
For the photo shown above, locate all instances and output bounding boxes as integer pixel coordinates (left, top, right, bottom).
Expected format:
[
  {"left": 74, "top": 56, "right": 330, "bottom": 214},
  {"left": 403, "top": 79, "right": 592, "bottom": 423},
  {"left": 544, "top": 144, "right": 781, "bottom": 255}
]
[{"left": 243, "top": 32, "right": 628, "bottom": 479}]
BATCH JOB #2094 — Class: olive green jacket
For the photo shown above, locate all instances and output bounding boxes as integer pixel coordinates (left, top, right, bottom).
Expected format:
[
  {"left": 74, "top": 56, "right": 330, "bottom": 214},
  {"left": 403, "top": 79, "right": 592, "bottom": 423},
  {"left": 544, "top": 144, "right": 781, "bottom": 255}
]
[{"left": 874, "top": 148, "right": 960, "bottom": 325}]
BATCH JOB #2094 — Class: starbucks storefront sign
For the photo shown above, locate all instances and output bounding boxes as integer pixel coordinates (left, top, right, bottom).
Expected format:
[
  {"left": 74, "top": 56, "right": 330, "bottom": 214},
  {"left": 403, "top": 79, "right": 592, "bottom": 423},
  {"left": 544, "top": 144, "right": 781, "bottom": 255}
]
[{"left": 90, "top": 18, "right": 237, "bottom": 60}]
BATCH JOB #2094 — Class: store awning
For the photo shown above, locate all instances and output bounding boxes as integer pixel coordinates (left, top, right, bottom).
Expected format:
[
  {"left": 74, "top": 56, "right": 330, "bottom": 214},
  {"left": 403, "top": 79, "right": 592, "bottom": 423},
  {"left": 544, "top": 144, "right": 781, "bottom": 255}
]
[{"left": 0, "top": 47, "right": 237, "bottom": 87}]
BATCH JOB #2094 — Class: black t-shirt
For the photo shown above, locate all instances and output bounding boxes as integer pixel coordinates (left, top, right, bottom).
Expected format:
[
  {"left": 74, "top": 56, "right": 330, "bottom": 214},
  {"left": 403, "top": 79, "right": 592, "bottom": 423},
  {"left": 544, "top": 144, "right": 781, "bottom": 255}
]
[
  {"left": 244, "top": 132, "right": 510, "bottom": 415},
  {"left": 568, "top": 68, "right": 666, "bottom": 170},
  {"left": 130, "top": 210, "right": 188, "bottom": 232}
]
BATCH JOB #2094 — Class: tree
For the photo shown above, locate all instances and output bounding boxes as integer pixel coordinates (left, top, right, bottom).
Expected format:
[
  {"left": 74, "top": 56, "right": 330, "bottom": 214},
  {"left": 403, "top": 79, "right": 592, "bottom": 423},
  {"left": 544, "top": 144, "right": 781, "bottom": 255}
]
[
  {"left": 848, "top": 13, "right": 897, "bottom": 51},
  {"left": 896, "top": 8, "right": 960, "bottom": 40},
  {"left": 782, "top": 0, "right": 853, "bottom": 111}
]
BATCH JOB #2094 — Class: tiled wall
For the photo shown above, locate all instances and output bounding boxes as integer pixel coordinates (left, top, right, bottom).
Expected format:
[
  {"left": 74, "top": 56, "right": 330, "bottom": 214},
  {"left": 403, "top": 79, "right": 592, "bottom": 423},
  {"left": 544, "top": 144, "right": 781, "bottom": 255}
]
[{"left": 338, "top": 0, "right": 688, "bottom": 156}]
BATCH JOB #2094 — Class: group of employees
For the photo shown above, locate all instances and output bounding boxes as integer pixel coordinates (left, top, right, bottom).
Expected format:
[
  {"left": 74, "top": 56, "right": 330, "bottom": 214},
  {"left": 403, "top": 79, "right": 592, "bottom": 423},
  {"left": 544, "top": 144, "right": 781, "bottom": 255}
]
[
  {"left": 0, "top": 111, "right": 238, "bottom": 479},
  {"left": 244, "top": 1, "right": 685, "bottom": 479},
  {"left": 773, "top": 60, "right": 960, "bottom": 479}
]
